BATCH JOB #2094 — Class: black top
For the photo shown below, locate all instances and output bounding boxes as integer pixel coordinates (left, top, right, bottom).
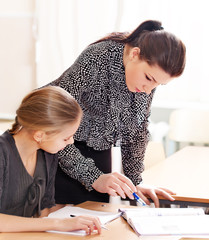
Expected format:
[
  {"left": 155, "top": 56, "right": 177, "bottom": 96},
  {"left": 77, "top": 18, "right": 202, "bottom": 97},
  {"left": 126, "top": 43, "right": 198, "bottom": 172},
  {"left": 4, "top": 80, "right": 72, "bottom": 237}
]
[
  {"left": 49, "top": 40, "right": 155, "bottom": 190},
  {"left": 0, "top": 131, "right": 58, "bottom": 217}
]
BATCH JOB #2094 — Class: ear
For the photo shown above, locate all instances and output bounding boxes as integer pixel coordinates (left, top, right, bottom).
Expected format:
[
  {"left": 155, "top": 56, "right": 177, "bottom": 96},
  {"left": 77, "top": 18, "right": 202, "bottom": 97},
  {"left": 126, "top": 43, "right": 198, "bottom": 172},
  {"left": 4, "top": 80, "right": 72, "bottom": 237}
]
[
  {"left": 33, "top": 130, "right": 45, "bottom": 143},
  {"left": 129, "top": 47, "right": 140, "bottom": 61}
]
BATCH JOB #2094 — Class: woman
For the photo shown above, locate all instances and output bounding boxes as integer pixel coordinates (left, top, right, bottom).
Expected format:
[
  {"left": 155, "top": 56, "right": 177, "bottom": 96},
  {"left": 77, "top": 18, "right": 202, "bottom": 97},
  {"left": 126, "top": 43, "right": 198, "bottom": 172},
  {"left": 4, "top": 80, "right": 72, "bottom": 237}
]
[
  {"left": 49, "top": 20, "right": 186, "bottom": 207},
  {"left": 0, "top": 86, "right": 102, "bottom": 235}
]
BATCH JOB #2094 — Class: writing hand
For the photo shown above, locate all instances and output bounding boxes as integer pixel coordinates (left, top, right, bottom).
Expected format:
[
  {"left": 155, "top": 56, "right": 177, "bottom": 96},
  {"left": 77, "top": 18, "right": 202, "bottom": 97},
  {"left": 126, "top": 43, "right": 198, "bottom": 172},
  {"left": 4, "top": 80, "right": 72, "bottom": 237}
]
[{"left": 54, "top": 215, "right": 102, "bottom": 235}]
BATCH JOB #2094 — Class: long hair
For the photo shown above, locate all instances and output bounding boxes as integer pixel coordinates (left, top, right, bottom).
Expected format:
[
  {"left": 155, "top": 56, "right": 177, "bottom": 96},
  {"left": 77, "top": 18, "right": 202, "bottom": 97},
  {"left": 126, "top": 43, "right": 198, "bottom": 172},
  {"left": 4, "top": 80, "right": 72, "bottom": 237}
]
[
  {"left": 9, "top": 86, "right": 82, "bottom": 135},
  {"left": 93, "top": 20, "right": 186, "bottom": 77}
]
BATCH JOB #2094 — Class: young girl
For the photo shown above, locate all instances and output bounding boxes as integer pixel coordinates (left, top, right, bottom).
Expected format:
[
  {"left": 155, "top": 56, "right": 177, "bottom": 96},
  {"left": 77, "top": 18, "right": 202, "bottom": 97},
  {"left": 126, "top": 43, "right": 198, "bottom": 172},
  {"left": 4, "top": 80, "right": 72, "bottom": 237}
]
[{"left": 0, "top": 86, "right": 102, "bottom": 235}]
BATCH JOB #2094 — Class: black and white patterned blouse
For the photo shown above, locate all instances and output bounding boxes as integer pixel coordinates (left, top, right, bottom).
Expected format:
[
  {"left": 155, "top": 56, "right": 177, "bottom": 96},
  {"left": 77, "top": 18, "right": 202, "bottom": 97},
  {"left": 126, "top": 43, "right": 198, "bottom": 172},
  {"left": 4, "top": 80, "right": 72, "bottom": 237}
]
[{"left": 50, "top": 40, "right": 155, "bottom": 191}]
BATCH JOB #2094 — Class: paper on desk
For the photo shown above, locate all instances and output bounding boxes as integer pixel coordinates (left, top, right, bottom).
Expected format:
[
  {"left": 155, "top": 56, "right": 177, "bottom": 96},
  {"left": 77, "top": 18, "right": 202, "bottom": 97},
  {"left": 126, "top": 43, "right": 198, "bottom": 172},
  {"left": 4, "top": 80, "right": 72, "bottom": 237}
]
[
  {"left": 179, "top": 238, "right": 209, "bottom": 240},
  {"left": 46, "top": 205, "right": 121, "bottom": 236},
  {"left": 128, "top": 215, "right": 209, "bottom": 236},
  {"left": 119, "top": 207, "right": 209, "bottom": 236},
  {"left": 119, "top": 207, "right": 205, "bottom": 220}
]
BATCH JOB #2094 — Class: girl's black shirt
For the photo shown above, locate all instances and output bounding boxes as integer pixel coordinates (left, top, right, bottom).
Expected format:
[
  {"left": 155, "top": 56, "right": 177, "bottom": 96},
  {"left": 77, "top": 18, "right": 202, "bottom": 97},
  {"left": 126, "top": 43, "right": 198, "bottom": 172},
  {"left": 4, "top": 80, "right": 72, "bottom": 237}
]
[{"left": 0, "top": 131, "right": 58, "bottom": 217}]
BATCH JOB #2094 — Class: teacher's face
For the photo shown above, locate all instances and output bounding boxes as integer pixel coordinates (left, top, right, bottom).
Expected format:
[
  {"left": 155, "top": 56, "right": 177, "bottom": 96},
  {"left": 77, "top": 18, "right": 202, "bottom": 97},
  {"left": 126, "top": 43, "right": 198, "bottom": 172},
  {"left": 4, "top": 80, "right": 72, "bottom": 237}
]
[{"left": 124, "top": 48, "right": 173, "bottom": 94}]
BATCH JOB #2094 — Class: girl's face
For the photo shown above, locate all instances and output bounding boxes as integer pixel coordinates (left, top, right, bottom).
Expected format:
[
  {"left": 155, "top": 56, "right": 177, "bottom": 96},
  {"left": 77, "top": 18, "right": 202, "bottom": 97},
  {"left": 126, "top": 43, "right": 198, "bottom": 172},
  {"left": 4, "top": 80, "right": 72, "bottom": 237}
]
[
  {"left": 124, "top": 47, "right": 173, "bottom": 94},
  {"left": 39, "top": 118, "right": 81, "bottom": 154}
]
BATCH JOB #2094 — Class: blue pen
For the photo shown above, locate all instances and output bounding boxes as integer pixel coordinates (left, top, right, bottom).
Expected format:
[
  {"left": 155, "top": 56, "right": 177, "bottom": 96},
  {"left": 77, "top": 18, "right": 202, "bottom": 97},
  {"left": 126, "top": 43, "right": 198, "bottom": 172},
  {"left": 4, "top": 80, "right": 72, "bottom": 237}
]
[{"left": 133, "top": 192, "right": 146, "bottom": 206}]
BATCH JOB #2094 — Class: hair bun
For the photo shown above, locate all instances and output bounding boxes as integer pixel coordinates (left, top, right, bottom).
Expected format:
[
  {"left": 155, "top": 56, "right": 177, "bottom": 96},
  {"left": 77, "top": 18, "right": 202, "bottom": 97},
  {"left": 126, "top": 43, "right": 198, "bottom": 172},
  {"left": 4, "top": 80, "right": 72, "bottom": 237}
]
[{"left": 140, "top": 20, "right": 163, "bottom": 32}]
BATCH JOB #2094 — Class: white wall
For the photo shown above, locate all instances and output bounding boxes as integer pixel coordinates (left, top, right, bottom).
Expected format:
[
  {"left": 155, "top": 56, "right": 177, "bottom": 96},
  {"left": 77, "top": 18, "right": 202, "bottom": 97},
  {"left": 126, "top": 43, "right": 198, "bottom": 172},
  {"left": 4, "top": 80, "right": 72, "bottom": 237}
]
[
  {"left": 0, "top": 0, "right": 36, "bottom": 118},
  {"left": 1, "top": 0, "right": 209, "bottom": 119}
]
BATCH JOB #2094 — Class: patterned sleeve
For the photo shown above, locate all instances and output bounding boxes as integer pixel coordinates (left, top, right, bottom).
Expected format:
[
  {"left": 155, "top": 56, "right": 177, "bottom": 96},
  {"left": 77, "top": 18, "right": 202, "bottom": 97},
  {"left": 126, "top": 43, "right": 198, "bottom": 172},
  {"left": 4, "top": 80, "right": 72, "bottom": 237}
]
[
  {"left": 58, "top": 144, "right": 104, "bottom": 191},
  {"left": 121, "top": 91, "right": 155, "bottom": 186},
  {"left": 121, "top": 128, "right": 149, "bottom": 185}
]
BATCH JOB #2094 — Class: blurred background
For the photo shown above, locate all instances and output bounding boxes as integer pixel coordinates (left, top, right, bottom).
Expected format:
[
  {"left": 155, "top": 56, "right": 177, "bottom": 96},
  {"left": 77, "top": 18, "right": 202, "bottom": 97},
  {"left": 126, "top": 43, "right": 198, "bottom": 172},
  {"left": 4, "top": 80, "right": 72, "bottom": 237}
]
[{"left": 1, "top": 0, "right": 209, "bottom": 156}]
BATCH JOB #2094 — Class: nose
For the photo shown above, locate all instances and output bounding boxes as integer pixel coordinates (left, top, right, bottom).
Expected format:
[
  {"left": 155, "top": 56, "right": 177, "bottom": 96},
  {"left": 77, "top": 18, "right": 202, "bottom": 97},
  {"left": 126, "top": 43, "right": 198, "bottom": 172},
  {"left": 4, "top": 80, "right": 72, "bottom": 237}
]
[
  {"left": 68, "top": 137, "right": 74, "bottom": 145},
  {"left": 65, "top": 137, "right": 74, "bottom": 146}
]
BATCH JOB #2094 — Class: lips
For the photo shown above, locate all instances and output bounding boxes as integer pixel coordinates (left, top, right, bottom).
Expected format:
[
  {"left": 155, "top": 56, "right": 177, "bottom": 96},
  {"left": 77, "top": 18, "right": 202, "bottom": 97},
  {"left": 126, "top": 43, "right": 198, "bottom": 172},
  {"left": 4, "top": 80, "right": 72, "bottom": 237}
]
[{"left": 136, "top": 88, "right": 141, "bottom": 93}]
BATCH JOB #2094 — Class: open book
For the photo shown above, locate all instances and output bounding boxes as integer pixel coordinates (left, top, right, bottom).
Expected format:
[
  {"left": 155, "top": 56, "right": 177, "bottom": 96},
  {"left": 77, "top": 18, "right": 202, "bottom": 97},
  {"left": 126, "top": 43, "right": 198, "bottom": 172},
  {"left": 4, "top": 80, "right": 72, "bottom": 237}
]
[
  {"left": 119, "top": 207, "right": 209, "bottom": 236},
  {"left": 46, "top": 205, "right": 121, "bottom": 236}
]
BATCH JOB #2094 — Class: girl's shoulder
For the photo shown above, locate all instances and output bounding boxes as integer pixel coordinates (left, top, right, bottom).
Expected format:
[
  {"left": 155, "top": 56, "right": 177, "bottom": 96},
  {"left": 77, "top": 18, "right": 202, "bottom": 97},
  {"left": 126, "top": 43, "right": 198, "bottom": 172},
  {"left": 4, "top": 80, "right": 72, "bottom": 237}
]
[
  {"left": 0, "top": 131, "right": 17, "bottom": 168},
  {"left": 0, "top": 131, "right": 12, "bottom": 151},
  {"left": 0, "top": 132, "right": 11, "bottom": 171}
]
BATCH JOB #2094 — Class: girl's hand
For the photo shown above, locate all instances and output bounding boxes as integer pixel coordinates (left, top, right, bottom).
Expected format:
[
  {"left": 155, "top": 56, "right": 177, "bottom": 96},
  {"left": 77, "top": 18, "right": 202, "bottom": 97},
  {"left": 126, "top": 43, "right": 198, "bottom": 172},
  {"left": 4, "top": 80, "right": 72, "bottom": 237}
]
[
  {"left": 136, "top": 184, "right": 176, "bottom": 208},
  {"left": 55, "top": 215, "right": 102, "bottom": 235},
  {"left": 0, "top": 213, "right": 101, "bottom": 234},
  {"left": 92, "top": 172, "right": 136, "bottom": 200}
]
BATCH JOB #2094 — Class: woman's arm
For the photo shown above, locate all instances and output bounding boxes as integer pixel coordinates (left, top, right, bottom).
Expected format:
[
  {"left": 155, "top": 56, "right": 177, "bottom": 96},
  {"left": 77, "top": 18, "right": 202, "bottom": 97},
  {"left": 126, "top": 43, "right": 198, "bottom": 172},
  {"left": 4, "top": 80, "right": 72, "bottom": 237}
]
[
  {"left": 58, "top": 144, "right": 103, "bottom": 191},
  {"left": 59, "top": 144, "right": 137, "bottom": 199},
  {"left": 0, "top": 212, "right": 101, "bottom": 234}
]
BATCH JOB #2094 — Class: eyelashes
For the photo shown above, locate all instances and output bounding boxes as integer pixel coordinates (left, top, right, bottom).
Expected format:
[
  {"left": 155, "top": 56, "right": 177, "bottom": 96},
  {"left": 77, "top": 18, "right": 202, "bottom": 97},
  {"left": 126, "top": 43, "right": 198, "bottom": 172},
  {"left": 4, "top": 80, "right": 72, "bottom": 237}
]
[{"left": 145, "top": 74, "right": 151, "bottom": 81}]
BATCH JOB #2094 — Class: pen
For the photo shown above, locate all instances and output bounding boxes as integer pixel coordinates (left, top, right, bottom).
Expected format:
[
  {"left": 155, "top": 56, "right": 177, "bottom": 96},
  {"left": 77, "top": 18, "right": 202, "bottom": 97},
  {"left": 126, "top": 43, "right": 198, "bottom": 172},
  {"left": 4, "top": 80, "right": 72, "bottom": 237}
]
[
  {"left": 133, "top": 192, "right": 146, "bottom": 206},
  {"left": 70, "top": 215, "right": 108, "bottom": 230}
]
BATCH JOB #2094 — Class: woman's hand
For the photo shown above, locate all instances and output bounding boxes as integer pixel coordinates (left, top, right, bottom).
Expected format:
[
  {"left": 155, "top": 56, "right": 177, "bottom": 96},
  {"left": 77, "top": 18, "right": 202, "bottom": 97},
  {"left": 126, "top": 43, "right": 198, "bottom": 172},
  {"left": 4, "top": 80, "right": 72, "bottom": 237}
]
[
  {"left": 92, "top": 172, "right": 136, "bottom": 200},
  {"left": 136, "top": 184, "right": 176, "bottom": 208},
  {"left": 55, "top": 215, "right": 102, "bottom": 235}
]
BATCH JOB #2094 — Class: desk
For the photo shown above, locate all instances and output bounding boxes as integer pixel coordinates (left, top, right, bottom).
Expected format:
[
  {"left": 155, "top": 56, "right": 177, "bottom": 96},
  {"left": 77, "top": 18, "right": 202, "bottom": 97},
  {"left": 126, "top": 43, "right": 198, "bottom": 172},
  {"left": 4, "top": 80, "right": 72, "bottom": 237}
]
[
  {"left": 142, "top": 146, "right": 209, "bottom": 207},
  {"left": 1, "top": 201, "right": 209, "bottom": 240}
]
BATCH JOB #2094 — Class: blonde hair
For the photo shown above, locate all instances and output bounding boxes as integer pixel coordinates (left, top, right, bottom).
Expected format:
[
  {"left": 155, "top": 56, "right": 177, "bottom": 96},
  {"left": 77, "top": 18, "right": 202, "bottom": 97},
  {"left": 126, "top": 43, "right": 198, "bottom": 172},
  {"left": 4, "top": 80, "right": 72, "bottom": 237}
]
[{"left": 9, "top": 86, "right": 82, "bottom": 135}]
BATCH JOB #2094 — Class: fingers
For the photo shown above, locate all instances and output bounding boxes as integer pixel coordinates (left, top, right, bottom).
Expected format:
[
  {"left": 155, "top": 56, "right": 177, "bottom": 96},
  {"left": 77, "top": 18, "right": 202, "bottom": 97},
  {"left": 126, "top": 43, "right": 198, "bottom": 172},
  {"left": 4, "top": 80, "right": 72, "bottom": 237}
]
[
  {"left": 155, "top": 188, "right": 176, "bottom": 201},
  {"left": 108, "top": 187, "right": 120, "bottom": 197},
  {"left": 146, "top": 189, "right": 175, "bottom": 208},
  {"left": 136, "top": 184, "right": 176, "bottom": 208},
  {"left": 113, "top": 172, "right": 137, "bottom": 193},
  {"left": 135, "top": 190, "right": 151, "bottom": 206},
  {"left": 57, "top": 216, "right": 101, "bottom": 234},
  {"left": 108, "top": 184, "right": 129, "bottom": 199},
  {"left": 158, "top": 187, "right": 176, "bottom": 195},
  {"left": 140, "top": 189, "right": 160, "bottom": 207},
  {"left": 106, "top": 175, "right": 134, "bottom": 199},
  {"left": 77, "top": 216, "right": 102, "bottom": 235},
  {"left": 92, "top": 172, "right": 137, "bottom": 200}
]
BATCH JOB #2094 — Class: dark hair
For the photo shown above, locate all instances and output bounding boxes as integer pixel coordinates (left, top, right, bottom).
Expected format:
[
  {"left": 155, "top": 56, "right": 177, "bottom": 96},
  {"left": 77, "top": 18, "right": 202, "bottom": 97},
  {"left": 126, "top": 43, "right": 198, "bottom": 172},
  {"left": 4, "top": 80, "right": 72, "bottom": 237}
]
[
  {"left": 93, "top": 20, "right": 186, "bottom": 77},
  {"left": 9, "top": 86, "right": 82, "bottom": 135}
]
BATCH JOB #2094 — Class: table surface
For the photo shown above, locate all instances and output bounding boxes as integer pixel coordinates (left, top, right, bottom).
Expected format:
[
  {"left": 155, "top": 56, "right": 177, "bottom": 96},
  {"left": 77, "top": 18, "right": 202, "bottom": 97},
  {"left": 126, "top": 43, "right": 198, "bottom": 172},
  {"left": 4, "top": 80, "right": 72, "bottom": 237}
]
[
  {"left": 142, "top": 146, "right": 209, "bottom": 204},
  {"left": 1, "top": 201, "right": 209, "bottom": 240}
]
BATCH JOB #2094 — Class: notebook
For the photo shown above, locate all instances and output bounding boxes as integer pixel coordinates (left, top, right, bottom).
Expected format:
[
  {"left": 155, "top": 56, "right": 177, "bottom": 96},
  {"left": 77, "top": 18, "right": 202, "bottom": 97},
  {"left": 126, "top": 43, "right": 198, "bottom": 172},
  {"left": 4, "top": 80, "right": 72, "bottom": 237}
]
[{"left": 119, "top": 207, "right": 209, "bottom": 236}]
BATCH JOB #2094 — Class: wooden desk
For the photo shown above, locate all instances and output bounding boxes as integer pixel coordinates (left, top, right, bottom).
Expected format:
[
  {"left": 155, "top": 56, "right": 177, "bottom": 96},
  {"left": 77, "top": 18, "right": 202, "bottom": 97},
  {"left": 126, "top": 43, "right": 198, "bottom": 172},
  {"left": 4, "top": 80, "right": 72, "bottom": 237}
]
[
  {"left": 1, "top": 201, "right": 209, "bottom": 240},
  {"left": 142, "top": 146, "right": 209, "bottom": 207}
]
